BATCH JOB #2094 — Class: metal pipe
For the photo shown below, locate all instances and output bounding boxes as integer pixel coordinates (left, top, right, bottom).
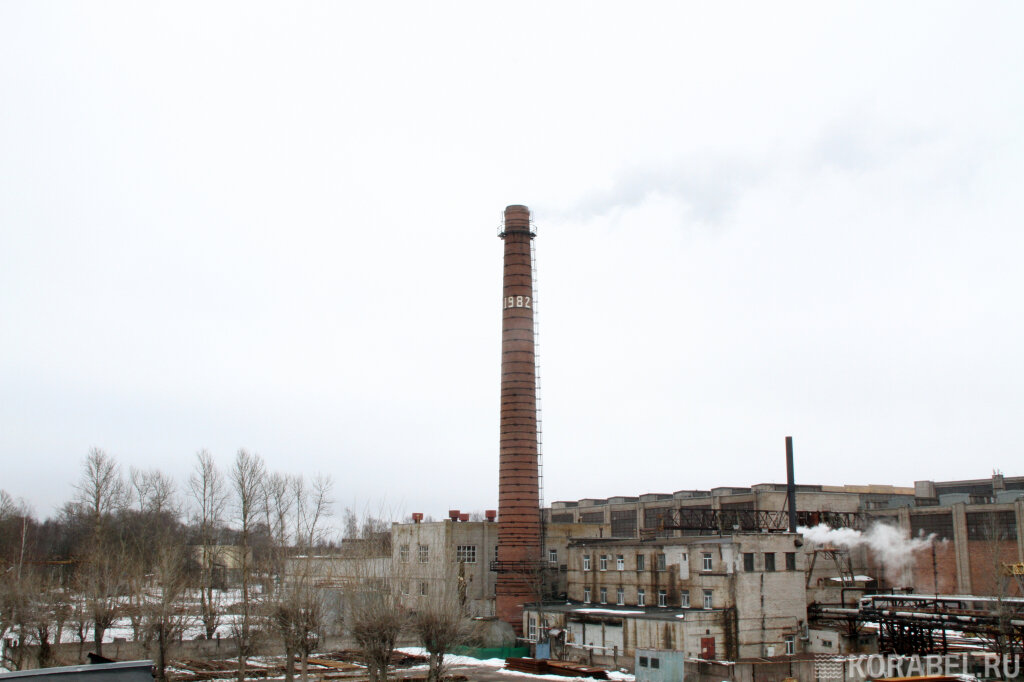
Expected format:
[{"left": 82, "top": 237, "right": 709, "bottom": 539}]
[{"left": 786, "top": 436, "right": 797, "bottom": 533}]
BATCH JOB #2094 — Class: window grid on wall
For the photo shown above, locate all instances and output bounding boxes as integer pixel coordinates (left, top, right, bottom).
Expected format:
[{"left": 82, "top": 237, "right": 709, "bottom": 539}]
[
  {"left": 967, "top": 511, "right": 1018, "bottom": 540},
  {"left": 610, "top": 509, "right": 637, "bottom": 537}
]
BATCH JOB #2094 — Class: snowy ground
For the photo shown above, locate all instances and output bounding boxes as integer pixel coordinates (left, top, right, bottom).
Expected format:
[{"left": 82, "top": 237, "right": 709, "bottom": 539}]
[{"left": 396, "top": 647, "right": 635, "bottom": 681}]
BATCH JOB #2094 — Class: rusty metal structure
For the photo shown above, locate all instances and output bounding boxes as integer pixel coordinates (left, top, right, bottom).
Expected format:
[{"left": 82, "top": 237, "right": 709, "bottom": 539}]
[
  {"left": 656, "top": 508, "right": 868, "bottom": 534},
  {"left": 495, "top": 204, "right": 543, "bottom": 634},
  {"left": 812, "top": 594, "right": 1024, "bottom": 655}
]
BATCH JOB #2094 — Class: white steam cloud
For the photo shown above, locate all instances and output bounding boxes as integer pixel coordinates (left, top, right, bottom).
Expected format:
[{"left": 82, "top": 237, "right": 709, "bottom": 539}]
[{"left": 799, "top": 523, "right": 935, "bottom": 585}]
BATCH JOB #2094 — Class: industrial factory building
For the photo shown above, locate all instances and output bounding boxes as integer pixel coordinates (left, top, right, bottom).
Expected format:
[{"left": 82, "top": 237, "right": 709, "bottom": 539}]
[
  {"left": 391, "top": 513, "right": 608, "bottom": 617},
  {"left": 524, "top": 532, "right": 808, "bottom": 664},
  {"left": 544, "top": 483, "right": 914, "bottom": 537},
  {"left": 868, "top": 473, "right": 1024, "bottom": 596},
  {"left": 281, "top": 206, "right": 1024, "bottom": 673}
]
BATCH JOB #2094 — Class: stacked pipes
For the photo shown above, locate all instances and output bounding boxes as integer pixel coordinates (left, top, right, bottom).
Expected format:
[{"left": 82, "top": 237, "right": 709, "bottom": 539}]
[{"left": 496, "top": 204, "right": 541, "bottom": 634}]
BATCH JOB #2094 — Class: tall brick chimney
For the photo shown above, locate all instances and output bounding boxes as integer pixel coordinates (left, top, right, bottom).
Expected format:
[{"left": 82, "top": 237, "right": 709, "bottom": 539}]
[{"left": 496, "top": 204, "right": 541, "bottom": 634}]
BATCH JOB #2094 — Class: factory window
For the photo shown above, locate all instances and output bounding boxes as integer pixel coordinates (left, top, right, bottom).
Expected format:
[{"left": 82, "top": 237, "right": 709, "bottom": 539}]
[
  {"left": 616, "top": 555, "right": 624, "bottom": 571},
  {"left": 650, "top": 658, "right": 660, "bottom": 669},
  {"left": 549, "top": 549, "right": 558, "bottom": 565},
  {"left": 456, "top": 545, "right": 477, "bottom": 563},
  {"left": 600, "top": 554, "right": 608, "bottom": 571},
  {"left": 785, "top": 635, "right": 795, "bottom": 655},
  {"left": 528, "top": 616, "right": 537, "bottom": 642},
  {"left": 402, "top": 581, "right": 410, "bottom": 595},
  {"left": 418, "top": 545, "right": 429, "bottom": 563},
  {"left": 584, "top": 587, "right": 591, "bottom": 603},
  {"left": 967, "top": 511, "right": 1018, "bottom": 540},
  {"left": 910, "top": 512, "right": 954, "bottom": 541},
  {"left": 610, "top": 509, "right": 637, "bottom": 537},
  {"left": 702, "top": 552, "right": 712, "bottom": 571},
  {"left": 764, "top": 553, "right": 775, "bottom": 572},
  {"left": 494, "top": 545, "right": 499, "bottom": 561},
  {"left": 785, "top": 552, "right": 796, "bottom": 571},
  {"left": 639, "top": 656, "right": 648, "bottom": 668},
  {"left": 658, "top": 590, "right": 667, "bottom": 607},
  {"left": 703, "top": 589, "right": 713, "bottom": 609},
  {"left": 637, "top": 588, "right": 646, "bottom": 606},
  {"left": 644, "top": 506, "right": 674, "bottom": 537},
  {"left": 680, "top": 590, "right": 690, "bottom": 608},
  {"left": 420, "top": 582, "right": 428, "bottom": 596},
  {"left": 743, "top": 552, "right": 754, "bottom": 571},
  {"left": 656, "top": 553, "right": 667, "bottom": 571},
  {"left": 399, "top": 545, "right": 409, "bottom": 563},
  {"left": 583, "top": 554, "right": 591, "bottom": 571},
  {"left": 636, "top": 553, "right": 645, "bottom": 571},
  {"left": 580, "top": 511, "right": 604, "bottom": 523},
  {"left": 617, "top": 587, "right": 624, "bottom": 605},
  {"left": 600, "top": 588, "right": 608, "bottom": 604}
]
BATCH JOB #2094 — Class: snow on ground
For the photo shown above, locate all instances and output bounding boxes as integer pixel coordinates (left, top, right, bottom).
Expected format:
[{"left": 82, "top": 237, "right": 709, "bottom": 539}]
[
  {"left": 395, "top": 647, "right": 635, "bottom": 681},
  {"left": 571, "top": 609, "right": 645, "bottom": 615}
]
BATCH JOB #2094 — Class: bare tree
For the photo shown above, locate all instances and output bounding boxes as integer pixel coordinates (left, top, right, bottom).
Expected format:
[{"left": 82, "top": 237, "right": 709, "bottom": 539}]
[
  {"left": 140, "top": 546, "right": 194, "bottom": 682},
  {"left": 272, "top": 475, "right": 334, "bottom": 682},
  {"left": 346, "top": 519, "right": 404, "bottom": 682},
  {"left": 410, "top": 548, "right": 471, "bottom": 682},
  {"left": 74, "top": 448, "right": 126, "bottom": 540},
  {"left": 189, "top": 450, "right": 227, "bottom": 639},
  {"left": 23, "top": 572, "right": 62, "bottom": 669},
  {"left": 0, "top": 566, "right": 30, "bottom": 670},
  {"left": 78, "top": 547, "right": 122, "bottom": 656},
  {"left": 230, "top": 449, "right": 267, "bottom": 682}
]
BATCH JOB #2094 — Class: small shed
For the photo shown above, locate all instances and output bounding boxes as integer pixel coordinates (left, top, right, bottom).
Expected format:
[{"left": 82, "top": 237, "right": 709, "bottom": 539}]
[{"left": 635, "top": 648, "right": 686, "bottom": 682}]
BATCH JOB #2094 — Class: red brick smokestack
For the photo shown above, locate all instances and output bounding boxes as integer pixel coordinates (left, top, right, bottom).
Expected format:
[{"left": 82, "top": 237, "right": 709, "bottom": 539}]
[{"left": 496, "top": 204, "right": 541, "bottom": 634}]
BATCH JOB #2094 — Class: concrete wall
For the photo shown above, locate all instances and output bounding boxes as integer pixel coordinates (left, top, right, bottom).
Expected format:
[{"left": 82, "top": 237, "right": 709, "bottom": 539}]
[{"left": 391, "top": 519, "right": 499, "bottom": 617}]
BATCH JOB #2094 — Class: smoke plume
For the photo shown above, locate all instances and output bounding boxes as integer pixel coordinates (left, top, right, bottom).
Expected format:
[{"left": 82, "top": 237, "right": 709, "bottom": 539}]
[{"left": 799, "top": 522, "right": 935, "bottom": 584}]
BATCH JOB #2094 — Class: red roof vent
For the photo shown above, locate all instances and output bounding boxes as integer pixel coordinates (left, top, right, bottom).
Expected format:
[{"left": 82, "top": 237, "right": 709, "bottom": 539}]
[{"left": 448, "top": 509, "right": 460, "bottom": 521}]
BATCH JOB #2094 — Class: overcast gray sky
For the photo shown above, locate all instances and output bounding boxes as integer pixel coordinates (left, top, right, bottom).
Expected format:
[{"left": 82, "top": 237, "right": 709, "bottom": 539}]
[{"left": 2, "top": 2, "right": 1022, "bottom": 521}]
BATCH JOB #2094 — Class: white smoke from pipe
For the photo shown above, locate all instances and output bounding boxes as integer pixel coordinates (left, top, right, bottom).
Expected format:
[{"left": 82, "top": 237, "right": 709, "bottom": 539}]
[{"left": 798, "top": 523, "right": 935, "bottom": 584}]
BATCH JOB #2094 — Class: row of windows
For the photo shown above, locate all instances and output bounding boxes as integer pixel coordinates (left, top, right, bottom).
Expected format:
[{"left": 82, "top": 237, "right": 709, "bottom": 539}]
[
  {"left": 742, "top": 552, "right": 797, "bottom": 572},
  {"left": 582, "top": 586, "right": 712, "bottom": 609},
  {"left": 397, "top": 545, "right": 432, "bottom": 562},
  {"left": 400, "top": 581, "right": 430, "bottom": 596},
  {"left": 398, "top": 544, "right": 499, "bottom": 564},
  {"left": 582, "top": 552, "right": 668, "bottom": 571},
  {"left": 582, "top": 550, "right": 797, "bottom": 572}
]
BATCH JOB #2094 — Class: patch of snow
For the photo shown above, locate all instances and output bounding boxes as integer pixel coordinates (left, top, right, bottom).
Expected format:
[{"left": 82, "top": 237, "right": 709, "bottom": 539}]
[{"left": 572, "top": 608, "right": 646, "bottom": 615}]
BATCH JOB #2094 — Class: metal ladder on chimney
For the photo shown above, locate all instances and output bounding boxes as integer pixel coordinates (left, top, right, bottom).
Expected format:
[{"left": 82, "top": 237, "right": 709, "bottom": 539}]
[{"left": 531, "top": 236, "right": 545, "bottom": 512}]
